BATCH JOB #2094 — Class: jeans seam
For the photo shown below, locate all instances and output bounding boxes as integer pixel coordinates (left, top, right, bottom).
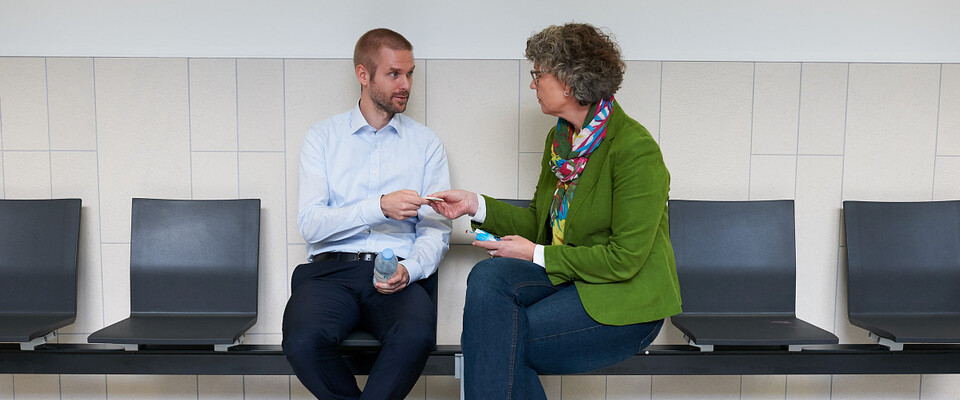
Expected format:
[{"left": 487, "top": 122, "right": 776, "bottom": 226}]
[
  {"left": 507, "top": 279, "right": 559, "bottom": 399},
  {"left": 527, "top": 323, "right": 604, "bottom": 343}
]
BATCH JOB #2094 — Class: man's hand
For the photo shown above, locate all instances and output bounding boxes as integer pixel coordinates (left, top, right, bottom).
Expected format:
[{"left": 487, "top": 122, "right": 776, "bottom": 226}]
[
  {"left": 375, "top": 263, "right": 410, "bottom": 294},
  {"left": 427, "top": 189, "right": 479, "bottom": 219},
  {"left": 381, "top": 189, "right": 430, "bottom": 220},
  {"left": 472, "top": 235, "right": 536, "bottom": 261}
]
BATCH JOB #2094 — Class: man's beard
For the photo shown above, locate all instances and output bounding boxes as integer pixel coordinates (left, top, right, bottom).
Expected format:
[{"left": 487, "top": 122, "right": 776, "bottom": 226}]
[{"left": 369, "top": 78, "right": 409, "bottom": 115}]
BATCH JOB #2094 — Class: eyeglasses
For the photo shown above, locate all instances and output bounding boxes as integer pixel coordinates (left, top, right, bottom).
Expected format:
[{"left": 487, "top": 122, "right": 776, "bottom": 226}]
[{"left": 530, "top": 69, "right": 547, "bottom": 85}]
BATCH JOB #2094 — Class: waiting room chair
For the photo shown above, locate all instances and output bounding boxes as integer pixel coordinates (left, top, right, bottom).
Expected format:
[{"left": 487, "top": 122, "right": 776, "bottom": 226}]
[
  {"left": 87, "top": 198, "right": 260, "bottom": 351},
  {"left": 668, "top": 200, "right": 838, "bottom": 351},
  {"left": 0, "top": 199, "right": 82, "bottom": 350},
  {"left": 843, "top": 200, "right": 960, "bottom": 351}
]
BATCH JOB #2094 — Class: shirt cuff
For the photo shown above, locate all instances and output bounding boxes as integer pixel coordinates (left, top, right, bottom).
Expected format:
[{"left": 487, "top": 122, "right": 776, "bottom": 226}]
[
  {"left": 360, "top": 195, "right": 389, "bottom": 225},
  {"left": 533, "top": 245, "right": 546, "bottom": 268},
  {"left": 401, "top": 260, "right": 423, "bottom": 283},
  {"left": 471, "top": 193, "right": 486, "bottom": 224}
]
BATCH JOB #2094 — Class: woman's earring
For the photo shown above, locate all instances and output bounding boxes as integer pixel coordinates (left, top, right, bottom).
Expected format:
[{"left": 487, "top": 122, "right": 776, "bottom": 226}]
[{"left": 563, "top": 90, "right": 570, "bottom": 97}]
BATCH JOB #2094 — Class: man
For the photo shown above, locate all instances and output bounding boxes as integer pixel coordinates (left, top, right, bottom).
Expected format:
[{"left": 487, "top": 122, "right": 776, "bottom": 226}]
[{"left": 282, "top": 28, "right": 451, "bottom": 400}]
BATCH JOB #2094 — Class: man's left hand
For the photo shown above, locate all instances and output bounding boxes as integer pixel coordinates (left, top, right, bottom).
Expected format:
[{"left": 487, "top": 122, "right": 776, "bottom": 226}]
[{"left": 375, "top": 263, "right": 410, "bottom": 294}]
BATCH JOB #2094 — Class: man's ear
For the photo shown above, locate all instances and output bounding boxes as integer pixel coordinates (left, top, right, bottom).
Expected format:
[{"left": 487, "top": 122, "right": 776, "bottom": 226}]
[{"left": 356, "top": 64, "right": 369, "bottom": 86}]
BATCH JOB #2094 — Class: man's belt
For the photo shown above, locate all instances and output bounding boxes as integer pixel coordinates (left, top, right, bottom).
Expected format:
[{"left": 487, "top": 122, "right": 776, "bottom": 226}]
[{"left": 311, "top": 252, "right": 404, "bottom": 263}]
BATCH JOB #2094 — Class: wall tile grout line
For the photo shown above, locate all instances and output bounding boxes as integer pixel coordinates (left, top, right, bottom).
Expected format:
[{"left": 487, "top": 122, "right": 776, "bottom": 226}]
[
  {"left": 188, "top": 59, "right": 194, "bottom": 200},
  {"left": 931, "top": 64, "right": 943, "bottom": 200},
  {"left": 794, "top": 63, "right": 804, "bottom": 202},
  {"left": 282, "top": 59, "right": 290, "bottom": 302},
  {"left": 829, "top": 62, "right": 852, "bottom": 400},
  {"left": 93, "top": 57, "right": 108, "bottom": 338},
  {"left": 45, "top": 58, "right": 53, "bottom": 199},
  {"left": 236, "top": 59, "right": 241, "bottom": 199},
  {"left": 657, "top": 62, "right": 663, "bottom": 144},
  {"left": 747, "top": 62, "right": 756, "bottom": 200}
]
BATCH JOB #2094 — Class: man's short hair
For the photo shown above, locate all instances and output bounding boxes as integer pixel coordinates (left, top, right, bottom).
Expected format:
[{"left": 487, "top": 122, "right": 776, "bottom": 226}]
[{"left": 354, "top": 28, "right": 413, "bottom": 75}]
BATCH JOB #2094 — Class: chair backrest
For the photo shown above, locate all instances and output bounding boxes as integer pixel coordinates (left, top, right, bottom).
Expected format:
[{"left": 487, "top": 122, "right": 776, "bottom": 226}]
[
  {"left": 130, "top": 198, "right": 260, "bottom": 316},
  {"left": 843, "top": 200, "right": 960, "bottom": 316},
  {"left": 0, "top": 199, "right": 81, "bottom": 315},
  {"left": 498, "top": 199, "right": 532, "bottom": 209},
  {"left": 669, "top": 199, "right": 797, "bottom": 315}
]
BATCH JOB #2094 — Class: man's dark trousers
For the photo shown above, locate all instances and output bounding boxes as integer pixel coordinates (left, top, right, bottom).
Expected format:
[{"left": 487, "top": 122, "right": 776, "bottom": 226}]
[{"left": 282, "top": 258, "right": 436, "bottom": 400}]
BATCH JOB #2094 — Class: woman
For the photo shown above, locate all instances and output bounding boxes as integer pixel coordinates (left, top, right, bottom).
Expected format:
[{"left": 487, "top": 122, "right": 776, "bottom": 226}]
[{"left": 429, "top": 23, "right": 681, "bottom": 399}]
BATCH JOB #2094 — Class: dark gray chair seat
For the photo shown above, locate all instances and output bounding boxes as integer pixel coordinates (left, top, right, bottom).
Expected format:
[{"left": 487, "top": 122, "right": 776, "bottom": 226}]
[
  {"left": 84, "top": 315, "right": 257, "bottom": 346},
  {"left": 669, "top": 200, "right": 838, "bottom": 351},
  {"left": 843, "top": 200, "right": 960, "bottom": 350},
  {"left": 0, "top": 199, "right": 82, "bottom": 350},
  {"left": 88, "top": 198, "right": 260, "bottom": 351}
]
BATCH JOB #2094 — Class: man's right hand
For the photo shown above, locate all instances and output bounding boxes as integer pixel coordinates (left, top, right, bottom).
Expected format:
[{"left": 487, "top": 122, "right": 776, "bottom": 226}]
[
  {"left": 427, "top": 189, "right": 479, "bottom": 219},
  {"left": 381, "top": 189, "right": 430, "bottom": 220}
]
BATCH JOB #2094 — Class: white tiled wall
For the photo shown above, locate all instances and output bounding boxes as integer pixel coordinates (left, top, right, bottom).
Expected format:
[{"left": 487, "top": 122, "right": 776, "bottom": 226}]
[{"left": 1, "top": 57, "right": 959, "bottom": 399}]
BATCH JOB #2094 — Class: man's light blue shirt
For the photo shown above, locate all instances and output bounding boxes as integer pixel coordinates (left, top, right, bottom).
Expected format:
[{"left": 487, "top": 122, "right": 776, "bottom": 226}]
[{"left": 297, "top": 104, "right": 451, "bottom": 282}]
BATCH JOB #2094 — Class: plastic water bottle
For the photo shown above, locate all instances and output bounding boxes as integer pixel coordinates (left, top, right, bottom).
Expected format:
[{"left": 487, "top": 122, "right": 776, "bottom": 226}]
[{"left": 374, "top": 248, "right": 398, "bottom": 283}]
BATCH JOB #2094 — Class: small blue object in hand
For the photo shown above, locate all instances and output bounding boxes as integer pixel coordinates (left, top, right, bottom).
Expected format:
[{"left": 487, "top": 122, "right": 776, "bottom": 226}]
[{"left": 469, "top": 229, "right": 500, "bottom": 241}]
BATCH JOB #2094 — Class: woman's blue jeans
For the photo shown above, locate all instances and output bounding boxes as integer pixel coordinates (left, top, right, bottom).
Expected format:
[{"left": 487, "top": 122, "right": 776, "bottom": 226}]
[{"left": 462, "top": 257, "right": 663, "bottom": 400}]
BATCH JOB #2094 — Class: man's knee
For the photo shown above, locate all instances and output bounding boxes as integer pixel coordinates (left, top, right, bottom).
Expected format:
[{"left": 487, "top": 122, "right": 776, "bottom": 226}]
[
  {"left": 385, "top": 319, "right": 436, "bottom": 352},
  {"left": 282, "top": 327, "right": 343, "bottom": 360}
]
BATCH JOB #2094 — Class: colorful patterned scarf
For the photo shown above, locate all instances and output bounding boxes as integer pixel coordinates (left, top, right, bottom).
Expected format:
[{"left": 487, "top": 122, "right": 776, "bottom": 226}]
[{"left": 549, "top": 96, "right": 614, "bottom": 245}]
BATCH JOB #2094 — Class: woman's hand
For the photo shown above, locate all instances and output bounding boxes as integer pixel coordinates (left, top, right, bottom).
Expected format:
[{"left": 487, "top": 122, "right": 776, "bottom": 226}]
[
  {"left": 472, "top": 235, "right": 536, "bottom": 261},
  {"left": 427, "top": 190, "right": 479, "bottom": 219}
]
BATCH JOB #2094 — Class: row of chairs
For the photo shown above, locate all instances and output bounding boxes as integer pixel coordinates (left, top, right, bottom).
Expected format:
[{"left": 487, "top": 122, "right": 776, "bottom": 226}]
[
  {"left": 1, "top": 198, "right": 958, "bottom": 354},
  {"left": 0, "top": 198, "right": 261, "bottom": 351}
]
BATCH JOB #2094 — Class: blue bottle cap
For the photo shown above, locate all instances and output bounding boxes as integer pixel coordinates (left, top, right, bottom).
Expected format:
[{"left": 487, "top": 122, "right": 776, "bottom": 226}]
[{"left": 381, "top": 248, "right": 394, "bottom": 260}]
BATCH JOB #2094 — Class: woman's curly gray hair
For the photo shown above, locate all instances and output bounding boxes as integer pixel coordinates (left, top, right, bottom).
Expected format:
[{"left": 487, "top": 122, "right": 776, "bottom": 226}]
[{"left": 525, "top": 23, "right": 625, "bottom": 106}]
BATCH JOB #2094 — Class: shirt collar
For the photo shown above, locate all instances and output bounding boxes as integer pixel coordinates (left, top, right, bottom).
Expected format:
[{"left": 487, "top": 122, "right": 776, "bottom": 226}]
[{"left": 349, "top": 101, "right": 403, "bottom": 138}]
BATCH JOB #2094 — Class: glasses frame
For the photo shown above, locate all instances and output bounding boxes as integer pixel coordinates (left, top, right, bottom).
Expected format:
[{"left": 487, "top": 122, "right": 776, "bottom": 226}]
[{"left": 530, "top": 69, "right": 547, "bottom": 85}]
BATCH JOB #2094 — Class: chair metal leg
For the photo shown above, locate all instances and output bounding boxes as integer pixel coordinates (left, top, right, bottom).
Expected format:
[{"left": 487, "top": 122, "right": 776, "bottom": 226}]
[
  {"left": 20, "top": 332, "right": 56, "bottom": 351},
  {"left": 214, "top": 335, "right": 244, "bottom": 352},
  {"left": 455, "top": 353, "right": 464, "bottom": 400},
  {"left": 869, "top": 332, "right": 904, "bottom": 351},
  {"left": 687, "top": 337, "right": 714, "bottom": 352}
]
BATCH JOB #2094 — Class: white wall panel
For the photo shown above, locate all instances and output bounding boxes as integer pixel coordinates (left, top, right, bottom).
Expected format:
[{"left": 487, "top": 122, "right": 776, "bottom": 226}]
[
  {"left": 785, "top": 375, "right": 832, "bottom": 400},
  {"left": 95, "top": 58, "right": 191, "bottom": 242},
  {"left": 0, "top": 58, "right": 48, "bottom": 150},
  {"left": 238, "top": 59, "right": 284, "bottom": 152},
  {"left": 52, "top": 152, "right": 103, "bottom": 335},
  {"left": 653, "top": 375, "right": 740, "bottom": 399},
  {"left": 240, "top": 152, "right": 287, "bottom": 335},
  {"left": 12, "top": 375, "right": 59, "bottom": 400},
  {"left": 937, "top": 64, "right": 960, "bottom": 155},
  {"left": 283, "top": 59, "right": 358, "bottom": 243},
  {"left": 794, "top": 156, "right": 843, "bottom": 333},
  {"left": 105, "top": 375, "right": 198, "bottom": 400},
  {"left": 519, "top": 60, "right": 554, "bottom": 153},
  {"left": 2, "top": 151, "right": 50, "bottom": 199},
  {"left": 60, "top": 375, "right": 106, "bottom": 400},
  {"left": 620, "top": 61, "right": 663, "bottom": 142},
  {"left": 100, "top": 244, "right": 130, "bottom": 327},
  {"left": 561, "top": 375, "right": 605, "bottom": 399},
  {"left": 47, "top": 58, "right": 97, "bottom": 151},
  {"left": 920, "top": 374, "right": 960, "bottom": 400},
  {"left": 749, "top": 155, "right": 796, "bottom": 200},
  {"left": 427, "top": 60, "right": 518, "bottom": 244},
  {"left": 798, "top": 63, "right": 848, "bottom": 155},
  {"left": 842, "top": 64, "right": 940, "bottom": 201},
  {"left": 752, "top": 63, "right": 801, "bottom": 154},
  {"left": 933, "top": 156, "right": 960, "bottom": 199},
  {"left": 244, "top": 375, "right": 289, "bottom": 399},
  {"left": 189, "top": 59, "right": 238, "bottom": 151},
  {"left": 0, "top": 374, "right": 9, "bottom": 400},
  {"left": 607, "top": 375, "right": 652, "bottom": 400},
  {"left": 436, "top": 245, "right": 486, "bottom": 345},
  {"left": 191, "top": 152, "right": 239, "bottom": 199},
  {"left": 660, "top": 62, "right": 754, "bottom": 200},
  {"left": 832, "top": 375, "right": 920, "bottom": 400},
  {"left": 741, "top": 375, "right": 786, "bottom": 399},
  {"left": 198, "top": 375, "right": 242, "bottom": 400}
]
